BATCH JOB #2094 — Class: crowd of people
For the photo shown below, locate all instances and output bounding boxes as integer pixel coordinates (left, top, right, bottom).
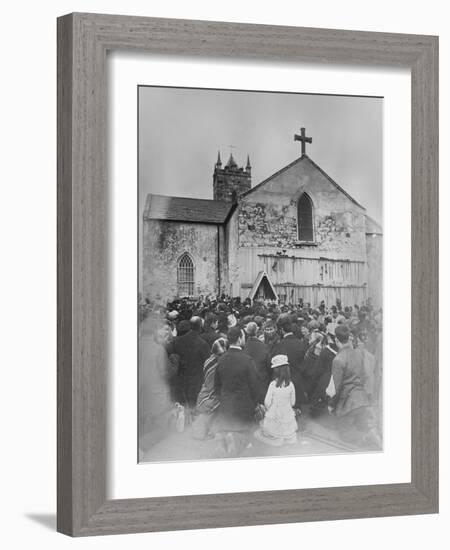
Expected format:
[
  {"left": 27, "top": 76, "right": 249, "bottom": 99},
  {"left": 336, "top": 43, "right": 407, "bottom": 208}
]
[{"left": 138, "top": 294, "right": 383, "bottom": 458}]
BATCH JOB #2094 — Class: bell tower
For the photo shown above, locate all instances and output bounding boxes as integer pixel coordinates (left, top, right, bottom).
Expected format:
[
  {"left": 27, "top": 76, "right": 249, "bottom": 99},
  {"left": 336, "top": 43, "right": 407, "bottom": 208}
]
[{"left": 213, "top": 150, "right": 252, "bottom": 203}]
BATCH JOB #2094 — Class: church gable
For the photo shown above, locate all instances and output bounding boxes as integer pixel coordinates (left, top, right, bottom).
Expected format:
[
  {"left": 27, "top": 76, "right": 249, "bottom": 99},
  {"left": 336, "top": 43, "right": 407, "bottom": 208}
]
[
  {"left": 241, "top": 155, "right": 364, "bottom": 210},
  {"left": 238, "top": 155, "right": 367, "bottom": 258}
]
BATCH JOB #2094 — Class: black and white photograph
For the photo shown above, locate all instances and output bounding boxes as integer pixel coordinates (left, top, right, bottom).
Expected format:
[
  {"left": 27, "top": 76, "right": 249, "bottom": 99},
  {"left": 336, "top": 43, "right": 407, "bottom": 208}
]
[
  {"left": 138, "top": 85, "right": 383, "bottom": 463},
  {"left": 2, "top": 0, "right": 443, "bottom": 543}
]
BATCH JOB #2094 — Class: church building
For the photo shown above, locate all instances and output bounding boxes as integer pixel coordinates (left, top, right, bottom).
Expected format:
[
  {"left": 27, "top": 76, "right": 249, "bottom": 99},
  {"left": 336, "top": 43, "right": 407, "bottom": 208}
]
[{"left": 142, "top": 129, "right": 382, "bottom": 308}]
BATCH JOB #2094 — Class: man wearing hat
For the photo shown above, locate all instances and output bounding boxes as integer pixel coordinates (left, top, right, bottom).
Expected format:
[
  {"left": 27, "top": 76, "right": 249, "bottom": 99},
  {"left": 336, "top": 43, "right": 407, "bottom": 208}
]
[{"left": 327, "top": 324, "right": 379, "bottom": 448}]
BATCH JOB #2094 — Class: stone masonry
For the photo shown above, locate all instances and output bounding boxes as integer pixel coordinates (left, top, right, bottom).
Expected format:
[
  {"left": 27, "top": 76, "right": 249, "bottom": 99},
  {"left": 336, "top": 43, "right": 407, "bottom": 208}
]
[{"left": 213, "top": 152, "right": 251, "bottom": 203}]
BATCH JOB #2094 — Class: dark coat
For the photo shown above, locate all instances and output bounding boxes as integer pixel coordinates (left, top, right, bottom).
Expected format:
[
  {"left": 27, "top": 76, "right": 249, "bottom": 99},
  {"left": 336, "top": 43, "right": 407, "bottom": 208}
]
[
  {"left": 169, "top": 330, "right": 210, "bottom": 407},
  {"left": 201, "top": 327, "right": 219, "bottom": 350},
  {"left": 272, "top": 334, "right": 308, "bottom": 406},
  {"left": 243, "top": 337, "right": 271, "bottom": 401},
  {"left": 302, "top": 338, "right": 325, "bottom": 396},
  {"left": 214, "top": 348, "right": 260, "bottom": 431},
  {"left": 264, "top": 334, "right": 280, "bottom": 357},
  {"left": 309, "top": 345, "right": 337, "bottom": 406},
  {"left": 291, "top": 321, "right": 303, "bottom": 340}
]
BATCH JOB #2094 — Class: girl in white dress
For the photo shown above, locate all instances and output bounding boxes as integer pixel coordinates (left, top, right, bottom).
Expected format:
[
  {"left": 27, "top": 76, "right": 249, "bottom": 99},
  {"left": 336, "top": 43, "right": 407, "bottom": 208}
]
[{"left": 254, "top": 355, "right": 298, "bottom": 446}]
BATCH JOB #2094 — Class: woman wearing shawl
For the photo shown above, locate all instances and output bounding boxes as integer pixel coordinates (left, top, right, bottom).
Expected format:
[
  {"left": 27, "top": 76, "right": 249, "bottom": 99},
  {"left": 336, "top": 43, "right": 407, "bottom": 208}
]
[{"left": 192, "top": 337, "right": 228, "bottom": 440}]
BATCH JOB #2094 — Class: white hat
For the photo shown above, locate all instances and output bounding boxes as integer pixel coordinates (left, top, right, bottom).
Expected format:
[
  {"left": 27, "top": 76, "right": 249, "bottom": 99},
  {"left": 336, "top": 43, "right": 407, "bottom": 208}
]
[{"left": 271, "top": 354, "right": 289, "bottom": 369}]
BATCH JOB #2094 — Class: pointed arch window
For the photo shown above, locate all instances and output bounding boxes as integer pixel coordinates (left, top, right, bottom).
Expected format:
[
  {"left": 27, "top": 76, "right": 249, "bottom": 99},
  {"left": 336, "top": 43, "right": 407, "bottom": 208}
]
[
  {"left": 177, "top": 253, "right": 194, "bottom": 296},
  {"left": 297, "top": 193, "right": 314, "bottom": 242}
]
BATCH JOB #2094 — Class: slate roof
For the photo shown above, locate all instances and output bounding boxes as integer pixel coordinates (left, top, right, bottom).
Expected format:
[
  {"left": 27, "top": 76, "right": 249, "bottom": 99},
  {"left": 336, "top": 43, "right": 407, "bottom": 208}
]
[{"left": 143, "top": 194, "right": 233, "bottom": 224}]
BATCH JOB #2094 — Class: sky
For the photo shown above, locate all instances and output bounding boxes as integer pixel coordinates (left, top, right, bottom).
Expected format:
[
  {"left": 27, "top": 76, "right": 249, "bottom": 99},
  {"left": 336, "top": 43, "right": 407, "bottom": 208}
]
[{"left": 138, "top": 86, "right": 383, "bottom": 225}]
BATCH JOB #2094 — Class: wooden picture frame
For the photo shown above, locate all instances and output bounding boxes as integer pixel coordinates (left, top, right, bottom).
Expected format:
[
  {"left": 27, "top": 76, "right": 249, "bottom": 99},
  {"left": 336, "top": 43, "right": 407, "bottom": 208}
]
[{"left": 57, "top": 12, "right": 438, "bottom": 536}]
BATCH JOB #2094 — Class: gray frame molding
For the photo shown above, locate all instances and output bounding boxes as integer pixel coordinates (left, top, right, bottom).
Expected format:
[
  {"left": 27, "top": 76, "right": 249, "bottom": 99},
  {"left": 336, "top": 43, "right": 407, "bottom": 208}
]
[{"left": 57, "top": 12, "right": 438, "bottom": 537}]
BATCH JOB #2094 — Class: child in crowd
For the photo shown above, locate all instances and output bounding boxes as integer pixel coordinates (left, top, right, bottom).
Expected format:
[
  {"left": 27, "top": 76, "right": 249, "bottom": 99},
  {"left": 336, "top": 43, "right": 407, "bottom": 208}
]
[{"left": 254, "top": 355, "right": 298, "bottom": 447}]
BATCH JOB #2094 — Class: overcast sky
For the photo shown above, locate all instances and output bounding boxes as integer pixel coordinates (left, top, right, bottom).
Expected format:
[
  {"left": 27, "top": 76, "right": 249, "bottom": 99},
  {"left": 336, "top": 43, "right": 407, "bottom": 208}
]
[{"left": 138, "top": 86, "right": 383, "bottom": 225}]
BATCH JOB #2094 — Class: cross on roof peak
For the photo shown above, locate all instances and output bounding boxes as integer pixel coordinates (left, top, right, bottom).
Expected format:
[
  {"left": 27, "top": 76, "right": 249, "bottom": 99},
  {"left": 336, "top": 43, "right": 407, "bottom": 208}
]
[{"left": 294, "top": 127, "right": 312, "bottom": 156}]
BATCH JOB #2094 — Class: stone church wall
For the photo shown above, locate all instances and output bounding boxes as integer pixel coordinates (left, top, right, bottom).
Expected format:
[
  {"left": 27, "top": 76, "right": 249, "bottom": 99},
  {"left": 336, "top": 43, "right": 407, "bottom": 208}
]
[
  {"left": 231, "top": 156, "right": 372, "bottom": 305},
  {"left": 142, "top": 220, "right": 222, "bottom": 302},
  {"left": 238, "top": 201, "right": 366, "bottom": 259},
  {"left": 238, "top": 156, "right": 367, "bottom": 262}
]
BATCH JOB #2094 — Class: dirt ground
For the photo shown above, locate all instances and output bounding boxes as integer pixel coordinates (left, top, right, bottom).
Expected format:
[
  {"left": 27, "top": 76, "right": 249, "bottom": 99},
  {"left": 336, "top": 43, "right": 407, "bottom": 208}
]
[{"left": 140, "top": 408, "right": 381, "bottom": 463}]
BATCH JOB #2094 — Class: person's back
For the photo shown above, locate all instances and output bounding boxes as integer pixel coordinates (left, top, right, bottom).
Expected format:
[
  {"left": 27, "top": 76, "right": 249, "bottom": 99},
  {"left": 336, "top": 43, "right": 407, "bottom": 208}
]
[
  {"left": 243, "top": 323, "right": 270, "bottom": 399},
  {"left": 255, "top": 355, "right": 298, "bottom": 446},
  {"left": 201, "top": 327, "right": 219, "bottom": 349},
  {"left": 265, "top": 380, "right": 295, "bottom": 411},
  {"left": 328, "top": 324, "right": 378, "bottom": 448},
  {"left": 214, "top": 327, "right": 260, "bottom": 457},
  {"left": 244, "top": 335, "right": 268, "bottom": 365},
  {"left": 171, "top": 324, "right": 210, "bottom": 406},
  {"left": 195, "top": 354, "right": 220, "bottom": 414},
  {"left": 192, "top": 337, "right": 228, "bottom": 440},
  {"left": 272, "top": 321, "right": 308, "bottom": 406},
  {"left": 216, "top": 349, "right": 256, "bottom": 400},
  {"left": 172, "top": 329, "right": 208, "bottom": 368},
  {"left": 215, "top": 348, "right": 259, "bottom": 431},
  {"left": 201, "top": 313, "right": 219, "bottom": 350},
  {"left": 273, "top": 333, "right": 307, "bottom": 371},
  {"left": 332, "top": 344, "right": 369, "bottom": 416},
  {"left": 309, "top": 342, "right": 337, "bottom": 412}
]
